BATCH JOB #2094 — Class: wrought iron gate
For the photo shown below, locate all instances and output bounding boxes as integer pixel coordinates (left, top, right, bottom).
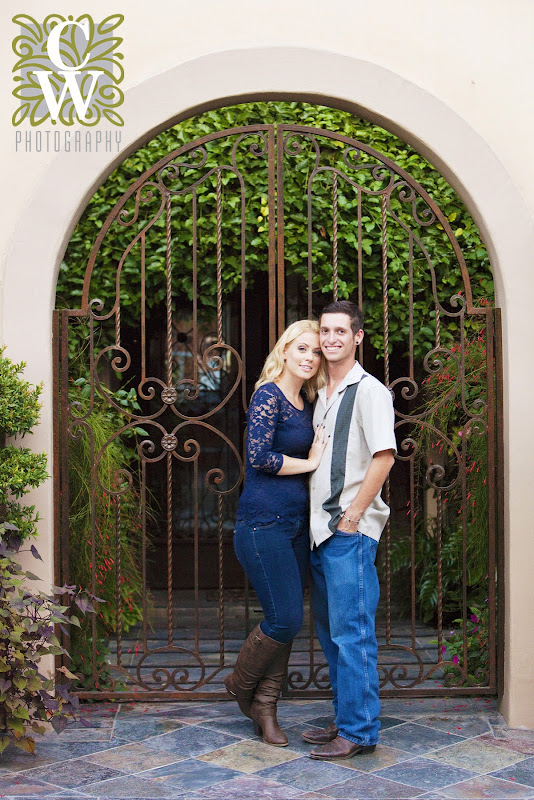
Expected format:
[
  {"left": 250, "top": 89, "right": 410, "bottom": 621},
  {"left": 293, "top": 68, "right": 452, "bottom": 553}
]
[{"left": 54, "top": 124, "right": 502, "bottom": 699}]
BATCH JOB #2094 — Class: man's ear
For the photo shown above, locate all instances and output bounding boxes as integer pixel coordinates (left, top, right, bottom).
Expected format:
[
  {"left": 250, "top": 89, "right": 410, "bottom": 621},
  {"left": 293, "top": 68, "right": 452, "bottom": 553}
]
[{"left": 355, "top": 329, "right": 364, "bottom": 347}]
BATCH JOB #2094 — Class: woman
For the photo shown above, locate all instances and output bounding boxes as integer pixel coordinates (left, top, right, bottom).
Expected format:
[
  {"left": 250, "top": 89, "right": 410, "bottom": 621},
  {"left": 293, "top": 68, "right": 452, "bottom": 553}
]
[{"left": 225, "top": 319, "right": 327, "bottom": 746}]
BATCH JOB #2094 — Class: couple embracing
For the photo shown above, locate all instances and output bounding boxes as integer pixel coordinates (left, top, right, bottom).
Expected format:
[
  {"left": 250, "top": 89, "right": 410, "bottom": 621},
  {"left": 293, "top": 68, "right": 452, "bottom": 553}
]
[{"left": 225, "top": 300, "right": 396, "bottom": 760}]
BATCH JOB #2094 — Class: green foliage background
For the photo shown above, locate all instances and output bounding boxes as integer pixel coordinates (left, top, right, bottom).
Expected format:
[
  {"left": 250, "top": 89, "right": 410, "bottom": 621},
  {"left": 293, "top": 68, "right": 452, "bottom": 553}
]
[
  {"left": 0, "top": 349, "right": 48, "bottom": 541},
  {"left": 57, "top": 102, "right": 494, "bottom": 362}
]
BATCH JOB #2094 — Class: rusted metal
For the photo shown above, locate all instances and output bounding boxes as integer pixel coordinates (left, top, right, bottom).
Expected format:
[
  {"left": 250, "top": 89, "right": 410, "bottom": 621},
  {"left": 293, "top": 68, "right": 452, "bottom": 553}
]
[
  {"left": 485, "top": 310, "right": 497, "bottom": 689},
  {"left": 332, "top": 172, "right": 338, "bottom": 301},
  {"left": 381, "top": 194, "right": 389, "bottom": 387},
  {"left": 52, "top": 310, "right": 61, "bottom": 590},
  {"left": 276, "top": 126, "right": 286, "bottom": 339},
  {"left": 56, "top": 123, "right": 501, "bottom": 700}
]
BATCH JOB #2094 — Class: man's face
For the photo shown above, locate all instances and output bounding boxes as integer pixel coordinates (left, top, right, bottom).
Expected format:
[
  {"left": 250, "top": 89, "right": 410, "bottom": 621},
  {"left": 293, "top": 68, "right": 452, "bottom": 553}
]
[{"left": 319, "top": 313, "right": 363, "bottom": 365}]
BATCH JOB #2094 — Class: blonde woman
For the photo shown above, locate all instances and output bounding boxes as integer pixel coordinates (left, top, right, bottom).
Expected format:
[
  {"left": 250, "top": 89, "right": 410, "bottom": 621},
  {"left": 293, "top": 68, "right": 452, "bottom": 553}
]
[{"left": 225, "top": 320, "right": 327, "bottom": 746}]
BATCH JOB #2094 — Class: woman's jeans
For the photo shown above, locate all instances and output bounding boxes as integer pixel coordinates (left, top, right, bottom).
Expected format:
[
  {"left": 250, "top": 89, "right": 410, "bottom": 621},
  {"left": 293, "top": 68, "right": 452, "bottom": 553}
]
[
  {"left": 233, "top": 517, "right": 309, "bottom": 644},
  {"left": 310, "top": 531, "right": 380, "bottom": 746}
]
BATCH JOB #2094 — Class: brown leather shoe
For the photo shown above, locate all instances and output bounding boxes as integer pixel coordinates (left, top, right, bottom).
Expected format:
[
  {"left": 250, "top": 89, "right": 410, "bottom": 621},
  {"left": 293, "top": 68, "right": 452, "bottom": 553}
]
[
  {"left": 301, "top": 722, "right": 338, "bottom": 744},
  {"left": 309, "top": 735, "right": 376, "bottom": 760}
]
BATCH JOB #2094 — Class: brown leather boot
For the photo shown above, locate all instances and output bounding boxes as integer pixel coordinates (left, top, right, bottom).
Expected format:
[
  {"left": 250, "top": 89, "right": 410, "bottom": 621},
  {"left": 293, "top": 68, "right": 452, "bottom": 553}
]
[
  {"left": 301, "top": 722, "right": 338, "bottom": 744},
  {"left": 250, "top": 641, "right": 292, "bottom": 746},
  {"left": 224, "top": 625, "right": 287, "bottom": 720}
]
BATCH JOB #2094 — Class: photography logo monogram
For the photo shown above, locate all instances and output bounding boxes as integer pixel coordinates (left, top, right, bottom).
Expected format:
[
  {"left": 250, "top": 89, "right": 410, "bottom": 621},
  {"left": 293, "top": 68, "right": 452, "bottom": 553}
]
[{"left": 12, "top": 13, "right": 124, "bottom": 127}]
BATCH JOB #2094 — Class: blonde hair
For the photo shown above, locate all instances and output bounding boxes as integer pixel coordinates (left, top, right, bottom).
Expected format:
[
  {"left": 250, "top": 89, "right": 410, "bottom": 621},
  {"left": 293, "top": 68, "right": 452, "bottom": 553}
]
[{"left": 254, "top": 319, "right": 326, "bottom": 402}]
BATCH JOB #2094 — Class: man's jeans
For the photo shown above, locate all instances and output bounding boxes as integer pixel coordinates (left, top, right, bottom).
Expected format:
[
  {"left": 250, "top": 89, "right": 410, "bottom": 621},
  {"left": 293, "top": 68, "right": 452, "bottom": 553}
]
[
  {"left": 234, "top": 517, "right": 309, "bottom": 643},
  {"left": 310, "top": 531, "right": 380, "bottom": 746}
]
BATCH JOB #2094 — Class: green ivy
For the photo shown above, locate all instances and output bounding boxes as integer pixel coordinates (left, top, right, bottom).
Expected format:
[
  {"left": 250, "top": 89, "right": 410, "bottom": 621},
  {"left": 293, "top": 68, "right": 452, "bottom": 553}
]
[{"left": 57, "top": 102, "right": 493, "bottom": 363}]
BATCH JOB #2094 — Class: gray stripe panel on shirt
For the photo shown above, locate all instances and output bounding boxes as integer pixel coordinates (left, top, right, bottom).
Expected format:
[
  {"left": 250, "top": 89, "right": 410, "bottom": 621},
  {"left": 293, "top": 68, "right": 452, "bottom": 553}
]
[{"left": 321, "top": 376, "right": 366, "bottom": 534}]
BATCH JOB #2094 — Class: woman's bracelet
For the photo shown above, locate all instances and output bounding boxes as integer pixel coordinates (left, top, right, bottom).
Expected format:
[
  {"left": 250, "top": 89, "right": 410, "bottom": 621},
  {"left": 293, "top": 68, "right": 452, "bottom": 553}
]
[{"left": 341, "top": 511, "right": 358, "bottom": 525}]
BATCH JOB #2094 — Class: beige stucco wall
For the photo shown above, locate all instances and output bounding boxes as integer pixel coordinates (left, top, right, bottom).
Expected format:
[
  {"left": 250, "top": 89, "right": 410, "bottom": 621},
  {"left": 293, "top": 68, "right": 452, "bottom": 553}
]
[{"left": 1, "top": 0, "right": 533, "bottom": 726}]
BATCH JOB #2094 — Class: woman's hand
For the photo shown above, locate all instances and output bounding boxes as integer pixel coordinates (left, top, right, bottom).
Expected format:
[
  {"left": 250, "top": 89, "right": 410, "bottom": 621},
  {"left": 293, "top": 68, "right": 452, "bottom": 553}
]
[{"left": 308, "top": 424, "right": 328, "bottom": 470}]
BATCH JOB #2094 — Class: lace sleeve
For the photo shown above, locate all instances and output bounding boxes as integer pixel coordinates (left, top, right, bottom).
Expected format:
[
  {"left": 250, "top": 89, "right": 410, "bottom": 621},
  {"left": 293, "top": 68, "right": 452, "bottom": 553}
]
[{"left": 246, "top": 386, "right": 284, "bottom": 474}]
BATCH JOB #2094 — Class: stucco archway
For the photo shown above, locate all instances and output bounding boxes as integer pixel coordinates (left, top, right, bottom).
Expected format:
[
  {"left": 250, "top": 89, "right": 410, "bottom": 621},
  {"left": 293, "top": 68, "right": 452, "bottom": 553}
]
[{"left": 4, "top": 47, "right": 533, "bottom": 725}]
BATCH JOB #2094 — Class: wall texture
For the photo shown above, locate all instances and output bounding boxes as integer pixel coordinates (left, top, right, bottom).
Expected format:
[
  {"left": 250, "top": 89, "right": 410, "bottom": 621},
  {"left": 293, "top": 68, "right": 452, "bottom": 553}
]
[{"left": 2, "top": 0, "right": 533, "bottom": 726}]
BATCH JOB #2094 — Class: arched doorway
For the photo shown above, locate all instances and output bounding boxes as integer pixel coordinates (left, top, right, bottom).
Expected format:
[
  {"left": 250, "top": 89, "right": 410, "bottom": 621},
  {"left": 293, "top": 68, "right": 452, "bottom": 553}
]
[{"left": 55, "top": 119, "right": 501, "bottom": 700}]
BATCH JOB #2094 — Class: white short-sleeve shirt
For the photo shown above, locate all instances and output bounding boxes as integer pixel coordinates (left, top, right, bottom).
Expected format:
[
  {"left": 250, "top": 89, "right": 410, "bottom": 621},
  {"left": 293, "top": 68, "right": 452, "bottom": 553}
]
[{"left": 309, "top": 361, "right": 397, "bottom": 547}]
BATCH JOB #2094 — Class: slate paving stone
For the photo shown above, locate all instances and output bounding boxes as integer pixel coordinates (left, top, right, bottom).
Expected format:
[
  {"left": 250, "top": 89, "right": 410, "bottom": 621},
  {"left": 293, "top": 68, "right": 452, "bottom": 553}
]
[
  {"left": 194, "top": 713, "right": 257, "bottom": 739},
  {"left": 4, "top": 698, "right": 532, "bottom": 800},
  {"left": 72, "top": 704, "right": 118, "bottom": 721},
  {"left": 375, "top": 757, "right": 477, "bottom": 791},
  {"left": 139, "top": 757, "right": 242, "bottom": 792},
  {"left": 0, "top": 775, "right": 63, "bottom": 795},
  {"left": 379, "top": 699, "right": 498, "bottom": 717},
  {"left": 426, "top": 738, "right": 527, "bottom": 773},
  {"left": 380, "top": 723, "right": 466, "bottom": 756},
  {"left": 111, "top": 717, "right": 186, "bottom": 742},
  {"left": 197, "top": 738, "right": 300, "bottom": 773},
  {"left": 379, "top": 716, "right": 409, "bottom": 731},
  {"left": 85, "top": 740, "right": 186, "bottom": 772},
  {"left": 320, "top": 771, "right": 418, "bottom": 798},
  {"left": 44, "top": 730, "right": 112, "bottom": 744},
  {"left": 80, "top": 773, "right": 179, "bottom": 798},
  {"left": 133, "top": 724, "right": 241, "bottom": 758},
  {"left": 482, "top": 730, "right": 534, "bottom": 756},
  {"left": 413, "top": 715, "right": 491, "bottom": 739},
  {"left": 254, "top": 755, "right": 355, "bottom": 792},
  {"left": 116, "top": 702, "right": 189, "bottom": 716},
  {"left": 0, "top": 742, "right": 122, "bottom": 773},
  {"left": 490, "top": 757, "right": 534, "bottom": 788},
  {"left": 439, "top": 773, "right": 534, "bottom": 798},
  {"left": 276, "top": 702, "right": 337, "bottom": 723},
  {"left": 19, "top": 760, "right": 124, "bottom": 790},
  {"left": 176, "top": 773, "right": 304, "bottom": 799}
]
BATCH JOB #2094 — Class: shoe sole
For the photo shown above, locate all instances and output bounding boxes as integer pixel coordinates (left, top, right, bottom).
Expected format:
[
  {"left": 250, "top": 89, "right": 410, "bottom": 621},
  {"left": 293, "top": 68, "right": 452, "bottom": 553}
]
[{"left": 309, "top": 744, "right": 376, "bottom": 760}]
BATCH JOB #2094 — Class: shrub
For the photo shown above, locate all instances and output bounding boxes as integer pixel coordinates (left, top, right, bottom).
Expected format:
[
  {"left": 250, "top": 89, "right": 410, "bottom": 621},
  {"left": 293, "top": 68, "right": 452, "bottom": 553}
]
[
  {"left": 0, "top": 523, "right": 97, "bottom": 754},
  {"left": 0, "top": 349, "right": 48, "bottom": 540}
]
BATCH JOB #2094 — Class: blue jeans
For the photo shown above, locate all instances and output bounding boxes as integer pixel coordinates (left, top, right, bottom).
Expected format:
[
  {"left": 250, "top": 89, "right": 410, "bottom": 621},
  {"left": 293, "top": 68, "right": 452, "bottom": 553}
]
[
  {"left": 310, "top": 531, "right": 380, "bottom": 746},
  {"left": 233, "top": 517, "right": 309, "bottom": 643}
]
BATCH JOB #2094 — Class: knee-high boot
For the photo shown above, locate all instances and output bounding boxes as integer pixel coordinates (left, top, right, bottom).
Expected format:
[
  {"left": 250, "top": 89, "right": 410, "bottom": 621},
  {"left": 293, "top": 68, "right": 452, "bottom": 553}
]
[
  {"left": 224, "top": 624, "right": 286, "bottom": 719},
  {"left": 250, "top": 641, "right": 292, "bottom": 746}
]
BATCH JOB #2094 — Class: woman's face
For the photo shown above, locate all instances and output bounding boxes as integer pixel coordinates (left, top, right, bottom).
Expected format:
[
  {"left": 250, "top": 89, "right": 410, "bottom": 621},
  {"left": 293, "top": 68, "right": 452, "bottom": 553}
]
[{"left": 282, "top": 332, "right": 322, "bottom": 381}]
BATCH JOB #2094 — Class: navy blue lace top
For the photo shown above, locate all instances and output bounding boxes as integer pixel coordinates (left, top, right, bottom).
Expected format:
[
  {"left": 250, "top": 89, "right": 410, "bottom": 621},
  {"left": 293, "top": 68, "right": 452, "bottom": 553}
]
[{"left": 236, "top": 382, "right": 314, "bottom": 525}]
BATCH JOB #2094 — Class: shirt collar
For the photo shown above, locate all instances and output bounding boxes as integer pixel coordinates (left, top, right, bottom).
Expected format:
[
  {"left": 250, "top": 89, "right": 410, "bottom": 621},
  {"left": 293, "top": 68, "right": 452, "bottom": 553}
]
[{"left": 318, "top": 361, "right": 365, "bottom": 407}]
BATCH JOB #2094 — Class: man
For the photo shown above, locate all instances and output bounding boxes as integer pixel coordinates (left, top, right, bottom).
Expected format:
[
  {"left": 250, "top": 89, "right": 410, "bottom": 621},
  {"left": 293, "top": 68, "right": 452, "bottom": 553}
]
[{"left": 304, "top": 300, "right": 396, "bottom": 760}]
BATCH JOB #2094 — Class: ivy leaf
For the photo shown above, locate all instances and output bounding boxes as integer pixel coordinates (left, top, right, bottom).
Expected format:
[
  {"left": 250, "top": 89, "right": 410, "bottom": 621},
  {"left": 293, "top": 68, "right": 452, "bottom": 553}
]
[
  {"left": 30, "top": 545, "right": 43, "bottom": 561},
  {"left": 57, "top": 665, "right": 79, "bottom": 681},
  {"left": 51, "top": 715, "right": 69, "bottom": 734}
]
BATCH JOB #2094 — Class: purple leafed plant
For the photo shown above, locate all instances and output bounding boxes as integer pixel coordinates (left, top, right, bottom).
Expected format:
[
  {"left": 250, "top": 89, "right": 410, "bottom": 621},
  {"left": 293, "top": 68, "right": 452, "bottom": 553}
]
[{"left": 0, "top": 523, "right": 100, "bottom": 753}]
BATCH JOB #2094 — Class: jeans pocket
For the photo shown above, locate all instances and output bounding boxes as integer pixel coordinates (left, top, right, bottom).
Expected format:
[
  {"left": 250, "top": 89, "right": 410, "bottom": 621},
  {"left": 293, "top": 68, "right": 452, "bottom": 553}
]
[
  {"left": 252, "top": 519, "right": 278, "bottom": 531},
  {"left": 334, "top": 528, "right": 361, "bottom": 537}
]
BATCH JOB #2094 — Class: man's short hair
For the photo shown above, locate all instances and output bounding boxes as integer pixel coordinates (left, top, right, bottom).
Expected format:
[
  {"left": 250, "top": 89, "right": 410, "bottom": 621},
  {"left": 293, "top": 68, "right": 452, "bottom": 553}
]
[{"left": 321, "top": 300, "right": 364, "bottom": 335}]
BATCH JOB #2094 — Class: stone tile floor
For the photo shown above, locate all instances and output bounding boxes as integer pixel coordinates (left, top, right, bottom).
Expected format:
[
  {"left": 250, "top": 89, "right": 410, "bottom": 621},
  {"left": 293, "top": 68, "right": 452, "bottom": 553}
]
[{"left": 1, "top": 697, "right": 534, "bottom": 799}]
